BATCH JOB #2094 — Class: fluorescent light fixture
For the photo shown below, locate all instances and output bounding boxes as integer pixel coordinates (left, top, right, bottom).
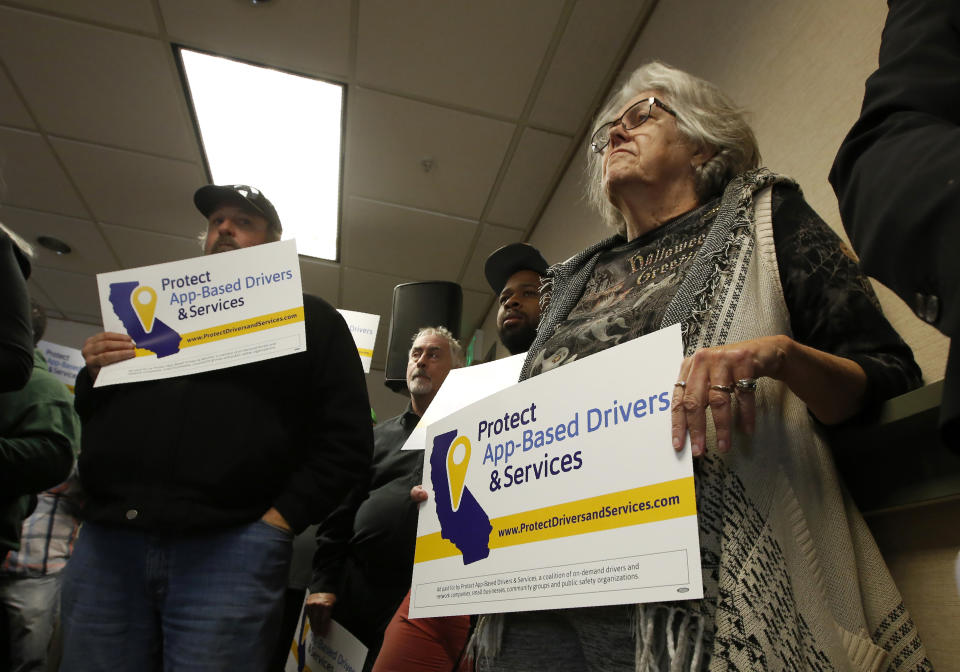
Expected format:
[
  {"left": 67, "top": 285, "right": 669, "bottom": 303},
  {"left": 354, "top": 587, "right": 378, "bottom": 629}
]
[{"left": 179, "top": 48, "right": 343, "bottom": 260}]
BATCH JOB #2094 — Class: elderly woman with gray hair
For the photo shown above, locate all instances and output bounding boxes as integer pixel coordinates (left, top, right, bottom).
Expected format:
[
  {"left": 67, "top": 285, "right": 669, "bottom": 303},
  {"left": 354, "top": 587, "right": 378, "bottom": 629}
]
[{"left": 470, "top": 62, "right": 931, "bottom": 671}]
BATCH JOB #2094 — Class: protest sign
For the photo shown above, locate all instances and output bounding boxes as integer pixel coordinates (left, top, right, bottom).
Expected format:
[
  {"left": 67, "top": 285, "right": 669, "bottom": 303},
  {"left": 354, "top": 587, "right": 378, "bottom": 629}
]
[
  {"left": 410, "top": 324, "right": 700, "bottom": 617},
  {"left": 94, "top": 240, "right": 304, "bottom": 386},
  {"left": 37, "top": 340, "right": 84, "bottom": 392},
  {"left": 336, "top": 309, "right": 379, "bottom": 374},
  {"left": 284, "top": 598, "right": 367, "bottom": 672}
]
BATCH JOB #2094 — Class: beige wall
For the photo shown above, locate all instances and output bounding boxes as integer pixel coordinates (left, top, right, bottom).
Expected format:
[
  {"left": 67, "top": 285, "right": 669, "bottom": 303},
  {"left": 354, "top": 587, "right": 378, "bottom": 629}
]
[{"left": 482, "top": 0, "right": 950, "bottom": 383}]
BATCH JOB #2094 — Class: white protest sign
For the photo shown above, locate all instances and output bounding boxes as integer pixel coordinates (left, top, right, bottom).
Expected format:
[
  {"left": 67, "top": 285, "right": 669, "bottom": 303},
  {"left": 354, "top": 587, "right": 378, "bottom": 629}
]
[
  {"left": 94, "top": 240, "right": 305, "bottom": 387},
  {"left": 336, "top": 309, "right": 380, "bottom": 374},
  {"left": 401, "top": 353, "right": 526, "bottom": 451},
  {"left": 37, "top": 340, "right": 84, "bottom": 392},
  {"left": 410, "top": 324, "right": 700, "bottom": 618},
  {"left": 284, "top": 600, "right": 368, "bottom": 672}
]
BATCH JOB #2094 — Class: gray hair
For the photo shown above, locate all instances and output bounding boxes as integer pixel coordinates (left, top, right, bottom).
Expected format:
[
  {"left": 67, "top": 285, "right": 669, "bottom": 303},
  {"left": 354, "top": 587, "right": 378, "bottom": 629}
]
[
  {"left": 586, "top": 61, "right": 761, "bottom": 234},
  {"left": 411, "top": 326, "right": 465, "bottom": 368}
]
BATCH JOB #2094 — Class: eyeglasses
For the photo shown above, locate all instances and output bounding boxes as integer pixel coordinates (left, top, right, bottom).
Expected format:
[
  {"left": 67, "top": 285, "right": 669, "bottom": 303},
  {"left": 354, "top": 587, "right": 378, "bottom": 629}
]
[{"left": 589, "top": 97, "right": 677, "bottom": 153}]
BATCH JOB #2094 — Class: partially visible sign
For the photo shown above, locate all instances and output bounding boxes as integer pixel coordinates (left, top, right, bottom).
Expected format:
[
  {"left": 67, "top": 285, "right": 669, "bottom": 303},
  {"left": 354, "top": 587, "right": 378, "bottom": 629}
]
[
  {"left": 401, "top": 353, "right": 525, "bottom": 451},
  {"left": 337, "top": 309, "right": 380, "bottom": 374},
  {"left": 285, "top": 597, "right": 368, "bottom": 672},
  {"left": 37, "top": 340, "right": 84, "bottom": 393}
]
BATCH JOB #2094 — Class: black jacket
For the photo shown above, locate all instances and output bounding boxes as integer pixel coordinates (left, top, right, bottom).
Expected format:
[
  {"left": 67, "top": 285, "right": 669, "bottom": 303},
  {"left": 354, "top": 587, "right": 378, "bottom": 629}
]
[
  {"left": 311, "top": 406, "right": 422, "bottom": 649},
  {"left": 0, "top": 229, "right": 33, "bottom": 393},
  {"left": 74, "top": 294, "right": 373, "bottom": 534},
  {"left": 830, "top": 0, "right": 960, "bottom": 446}
]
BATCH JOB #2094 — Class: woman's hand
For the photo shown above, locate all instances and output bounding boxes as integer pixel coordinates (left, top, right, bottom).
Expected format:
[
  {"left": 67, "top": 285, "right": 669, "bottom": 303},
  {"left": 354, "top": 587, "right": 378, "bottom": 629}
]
[
  {"left": 671, "top": 334, "right": 867, "bottom": 456},
  {"left": 671, "top": 335, "right": 787, "bottom": 455}
]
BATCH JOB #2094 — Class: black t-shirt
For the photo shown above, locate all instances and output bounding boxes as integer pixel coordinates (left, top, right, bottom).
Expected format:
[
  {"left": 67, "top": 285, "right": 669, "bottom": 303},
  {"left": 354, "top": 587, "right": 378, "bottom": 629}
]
[{"left": 531, "top": 186, "right": 921, "bottom": 403}]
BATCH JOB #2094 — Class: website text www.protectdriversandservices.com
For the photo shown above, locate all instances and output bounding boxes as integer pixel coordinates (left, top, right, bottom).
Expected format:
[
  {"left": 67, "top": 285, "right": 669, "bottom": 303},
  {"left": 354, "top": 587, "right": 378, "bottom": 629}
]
[
  {"left": 498, "top": 494, "right": 682, "bottom": 539},
  {"left": 183, "top": 311, "right": 300, "bottom": 345}
]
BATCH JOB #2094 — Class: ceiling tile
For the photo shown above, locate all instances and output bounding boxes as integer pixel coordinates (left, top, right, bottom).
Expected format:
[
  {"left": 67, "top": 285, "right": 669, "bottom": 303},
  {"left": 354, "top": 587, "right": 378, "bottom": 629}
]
[
  {"left": 340, "top": 266, "right": 415, "bottom": 370},
  {"left": 0, "top": 206, "right": 119, "bottom": 275},
  {"left": 0, "top": 69, "right": 33, "bottom": 128},
  {"left": 346, "top": 89, "right": 513, "bottom": 219},
  {"left": 7, "top": 0, "right": 159, "bottom": 33},
  {"left": 0, "top": 127, "right": 86, "bottom": 217},
  {"left": 30, "top": 266, "right": 101, "bottom": 318},
  {"left": 462, "top": 288, "right": 493, "bottom": 337},
  {"left": 160, "top": 0, "right": 351, "bottom": 79},
  {"left": 529, "top": 0, "right": 648, "bottom": 134},
  {"left": 63, "top": 311, "right": 102, "bottom": 325},
  {"left": 340, "top": 266, "right": 410, "bottom": 323},
  {"left": 26, "top": 278, "right": 62, "bottom": 315},
  {"left": 299, "top": 257, "right": 340, "bottom": 306},
  {"left": 341, "top": 197, "right": 477, "bottom": 282},
  {"left": 43, "top": 317, "right": 103, "bottom": 350},
  {"left": 357, "top": 0, "right": 562, "bottom": 118},
  {"left": 52, "top": 138, "right": 208, "bottom": 238},
  {"left": 460, "top": 224, "right": 525, "bottom": 293},
  {"left": 487, "top": 128, "right": 571, "bottom": 229},
  {"left": 99, "top": 223, "right": 200, "bottom": 269},
  {"left": 0, "top": 7, "right": 197, "bottom": 159}
]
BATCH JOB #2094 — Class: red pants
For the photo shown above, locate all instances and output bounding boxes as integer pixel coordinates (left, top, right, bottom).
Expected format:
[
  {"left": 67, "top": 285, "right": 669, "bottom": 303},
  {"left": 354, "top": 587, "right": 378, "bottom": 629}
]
[{"left": 372, "top": 591, "right": 471, "bottom": 672}]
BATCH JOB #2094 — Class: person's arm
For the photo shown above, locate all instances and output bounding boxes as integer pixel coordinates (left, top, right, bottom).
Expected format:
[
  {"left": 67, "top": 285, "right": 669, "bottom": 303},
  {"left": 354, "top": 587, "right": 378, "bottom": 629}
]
[
  {"left": 829, "top": 0, "right": 960, "bottom": 341},
  {"left": 269, "top": 297, "right": 374, "bottom": 534},
  {"left": 309, "top": 487, "right": 364, "bottom": 595},
  {"left": 672, "top": 186, "right": 922, "bottom": 454},
  {"left": 305, "top": 482, "right": 368, "bottom": 635},
  {"left": 0, "top": 230, "right": 34, "bottom": 392},
  {"left": 672, "top": 335, "right": 869, "bottom": 454},
  {"left": 0, "top": 366, "right": 78, "bottom": 495}
]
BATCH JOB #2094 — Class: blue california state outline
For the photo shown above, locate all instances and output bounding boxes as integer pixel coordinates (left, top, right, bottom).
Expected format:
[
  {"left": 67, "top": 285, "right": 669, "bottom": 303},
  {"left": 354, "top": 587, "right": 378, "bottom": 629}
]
[
  {"left": 430, "top": 429, "right": 491, "bottom": 564},
  {"left": 108, "top": 281, "right": 181, "bottom": 358}
]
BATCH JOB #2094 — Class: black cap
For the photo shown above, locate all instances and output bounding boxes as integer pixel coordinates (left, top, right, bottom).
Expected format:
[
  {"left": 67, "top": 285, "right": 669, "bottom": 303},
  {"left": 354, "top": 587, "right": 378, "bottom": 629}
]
[
  {"left": 484, "top": 243, "right": 548, "bottom": 295},
  {"left": 193, "top": 184, "right": 282, "bottom": 234}
]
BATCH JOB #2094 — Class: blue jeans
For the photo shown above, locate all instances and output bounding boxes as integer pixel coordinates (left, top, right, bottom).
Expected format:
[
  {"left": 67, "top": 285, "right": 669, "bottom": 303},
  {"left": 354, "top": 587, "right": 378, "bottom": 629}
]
[
  {"left": 0, "top": 573, "right": 61, "bottom": 672},
  {"left": 59, "top": 520, "right": 292, "bottom": 672}
]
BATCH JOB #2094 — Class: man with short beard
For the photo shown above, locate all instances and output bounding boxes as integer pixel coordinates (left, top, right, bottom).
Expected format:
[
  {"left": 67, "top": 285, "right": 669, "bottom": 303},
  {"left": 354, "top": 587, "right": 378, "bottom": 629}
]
[
  {"left": 309, "top": 326, "right": 463, "bottom": 672},
  {"left": 484, "top": 243, "right": 548, "bottom": 355},
  {"left": 60, "top": 184, "right": 373, "bottom": 671}
]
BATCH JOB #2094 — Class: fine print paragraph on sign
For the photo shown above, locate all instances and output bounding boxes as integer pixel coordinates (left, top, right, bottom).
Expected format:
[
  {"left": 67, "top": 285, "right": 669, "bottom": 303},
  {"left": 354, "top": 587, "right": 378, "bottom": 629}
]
[{"left": 418, "top": 550, "right": 691, "bottom": 609}]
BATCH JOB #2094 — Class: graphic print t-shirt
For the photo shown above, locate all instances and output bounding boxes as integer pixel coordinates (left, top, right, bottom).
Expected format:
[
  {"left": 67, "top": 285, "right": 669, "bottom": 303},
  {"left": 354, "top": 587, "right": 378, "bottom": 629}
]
[{"left": 530, "top": 201, "right": 717, "bottom": 376}]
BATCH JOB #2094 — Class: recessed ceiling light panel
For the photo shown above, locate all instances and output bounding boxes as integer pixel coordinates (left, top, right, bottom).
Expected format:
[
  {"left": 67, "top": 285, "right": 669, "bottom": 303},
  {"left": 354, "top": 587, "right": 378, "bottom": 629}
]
[{"left": 179, "top": 48, "right": 344, "bottom": 261}]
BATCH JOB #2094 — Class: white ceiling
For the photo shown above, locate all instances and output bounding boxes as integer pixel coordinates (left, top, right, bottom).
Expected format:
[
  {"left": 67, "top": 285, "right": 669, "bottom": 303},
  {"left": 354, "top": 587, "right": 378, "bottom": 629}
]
[{"left": 0, "top": 0, "right": 654, "bottom": 370}]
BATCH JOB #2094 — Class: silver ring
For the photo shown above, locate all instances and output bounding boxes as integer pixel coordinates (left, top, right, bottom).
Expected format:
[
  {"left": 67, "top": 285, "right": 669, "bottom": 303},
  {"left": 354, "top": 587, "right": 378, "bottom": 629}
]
[
  {"left": 735, "top": 378, "right": 758, "bottom": 392},
  {"left": 709, "top": 384, "right": 733, "bottom": 394},
  {"left": 674, "top": 381, "right": 686, "bottom": 389}
]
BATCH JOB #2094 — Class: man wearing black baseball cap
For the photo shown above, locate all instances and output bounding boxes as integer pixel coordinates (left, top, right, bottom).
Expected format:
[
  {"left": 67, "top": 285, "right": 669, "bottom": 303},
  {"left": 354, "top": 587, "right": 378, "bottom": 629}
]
[
  {"left": 62, "top": 185, "right": 373, "bottom": 671},
  {"left": 484, "top": 243, "right": 549, "bottom": 355},
  {"left": 194, "top": 183, "right": 283, "bottom": 253}
]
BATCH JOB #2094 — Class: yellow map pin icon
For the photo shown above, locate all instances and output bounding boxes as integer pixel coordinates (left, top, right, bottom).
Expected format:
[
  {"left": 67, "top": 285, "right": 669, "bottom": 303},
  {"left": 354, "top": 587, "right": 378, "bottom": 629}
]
[
  {"left": 132, "top": 285, "right": 157, "bottom": 333},
  {"left": 447, "top": 436, "right": 471, "bottom": 512}
]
